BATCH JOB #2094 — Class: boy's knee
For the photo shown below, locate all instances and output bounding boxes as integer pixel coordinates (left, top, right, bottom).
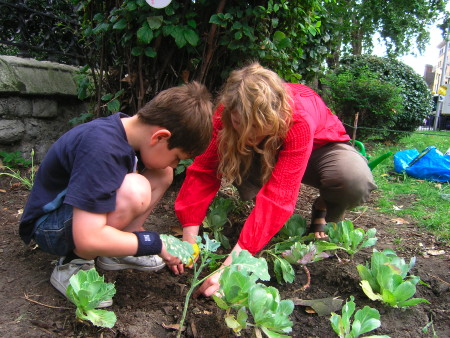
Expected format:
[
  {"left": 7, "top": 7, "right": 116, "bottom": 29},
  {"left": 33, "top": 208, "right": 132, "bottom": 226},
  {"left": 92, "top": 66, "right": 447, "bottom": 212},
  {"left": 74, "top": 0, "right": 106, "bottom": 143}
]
[{"left": 121, "top": 173, "right": 153, "bottom": 209}]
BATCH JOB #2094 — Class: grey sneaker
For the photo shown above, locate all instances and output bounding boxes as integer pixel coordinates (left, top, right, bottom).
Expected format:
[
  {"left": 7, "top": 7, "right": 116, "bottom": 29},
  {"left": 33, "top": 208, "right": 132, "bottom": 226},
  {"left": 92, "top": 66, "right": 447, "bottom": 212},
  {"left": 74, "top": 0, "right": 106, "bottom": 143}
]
[
  {"left": 50, "top": 257, "right": 113, "bottom": 308},
  {"left": 97, "top": 255, "right": 165, "bottom": 272}
]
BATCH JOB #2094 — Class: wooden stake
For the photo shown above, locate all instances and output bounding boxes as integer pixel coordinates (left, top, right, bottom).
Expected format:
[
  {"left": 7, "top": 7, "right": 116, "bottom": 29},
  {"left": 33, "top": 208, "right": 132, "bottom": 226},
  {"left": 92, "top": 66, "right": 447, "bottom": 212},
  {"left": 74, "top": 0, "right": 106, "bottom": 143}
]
[{"left": 352, "top": 112, "right": 359, "bottom": 144}]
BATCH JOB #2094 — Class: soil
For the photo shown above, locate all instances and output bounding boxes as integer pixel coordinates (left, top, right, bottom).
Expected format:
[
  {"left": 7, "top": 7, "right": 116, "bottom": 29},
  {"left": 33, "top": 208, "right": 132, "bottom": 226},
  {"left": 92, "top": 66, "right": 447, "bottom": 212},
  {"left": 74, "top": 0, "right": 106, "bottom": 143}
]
[{"left": 0, "top": 171, "right": 449, "bottom": 338}]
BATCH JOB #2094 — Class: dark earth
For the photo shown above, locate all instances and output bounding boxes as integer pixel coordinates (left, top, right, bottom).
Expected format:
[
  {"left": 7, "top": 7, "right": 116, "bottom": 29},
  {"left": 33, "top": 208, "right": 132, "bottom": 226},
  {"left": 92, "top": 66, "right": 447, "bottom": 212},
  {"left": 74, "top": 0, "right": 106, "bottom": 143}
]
[{"left": 0, "top": 169, "right": 449, "bottom": 338}]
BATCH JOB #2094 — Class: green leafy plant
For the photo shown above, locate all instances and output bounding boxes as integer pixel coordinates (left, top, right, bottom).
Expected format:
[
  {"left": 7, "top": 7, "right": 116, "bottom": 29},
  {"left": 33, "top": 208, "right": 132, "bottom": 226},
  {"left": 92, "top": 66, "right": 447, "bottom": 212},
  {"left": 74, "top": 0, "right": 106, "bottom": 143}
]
[
  {"left": 330, "top": 296, "right": 390, "bottom": 338},
  {"left": 325, "top": 220, "right": 378, "bottom": 257},
  {"left": 280, "top": 241, "right": 333, "bottom": 288},
  {"left": 174, "top": 158, "right": 193, "bottom": 176},
  {"left": 0, "top": 151, "right": 31, "bottom": 168},
  {"left": 68, "top": 112, "right": 95, "bottom": 126},
  {"left": 161, "top": 233, "right": 223, "bottom": 338},
  {"left": 357, "top": 249, "right": 430, "bottom": 308},
  {"left": 274, "top": 214, "right": 308, "bottom": 241},
  {"left": 321, "top": 68, "right": 403, "bottom": 141},
  {"left": 260, "top": 215, "right": 337, "bottom": 286},
  {"left": 161, "top": 233, "right": 274, "bottom": 338},
  {"left": 101, "top": 89, "right": 125, "bottom": 113},
  {"left": 0, "top": 149, "right": 36, "bottom": 190},
  {"left": 202, "top": 197, "right": 235, "bottom": 249},
  {"left": 324, "top": 55, "right": 433, "bottom": 142},
  {"left": 213, "top": 252, "right": 293, "bottom": 337},
  {"left": 66, "top": 269, "right": 117, "bottom": 328}
]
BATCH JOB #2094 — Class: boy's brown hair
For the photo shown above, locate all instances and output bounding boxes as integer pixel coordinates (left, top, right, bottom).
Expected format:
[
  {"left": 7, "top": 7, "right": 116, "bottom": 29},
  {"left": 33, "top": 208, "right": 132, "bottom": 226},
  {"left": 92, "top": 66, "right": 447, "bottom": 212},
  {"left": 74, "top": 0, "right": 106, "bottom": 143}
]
[{"left": 137, "top": 82, "right": 213, "bottom": 157}]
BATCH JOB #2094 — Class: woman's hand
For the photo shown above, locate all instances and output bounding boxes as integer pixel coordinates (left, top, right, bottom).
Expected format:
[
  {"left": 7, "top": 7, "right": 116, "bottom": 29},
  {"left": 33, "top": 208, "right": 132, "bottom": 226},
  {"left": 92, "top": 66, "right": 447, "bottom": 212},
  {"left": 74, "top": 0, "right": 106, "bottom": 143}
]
[
  {"left": 194, "top": 243, "right": 244, "bottom": 298},
  {"left": 194, "top": 269, "right": 223, "bottom": 297}
]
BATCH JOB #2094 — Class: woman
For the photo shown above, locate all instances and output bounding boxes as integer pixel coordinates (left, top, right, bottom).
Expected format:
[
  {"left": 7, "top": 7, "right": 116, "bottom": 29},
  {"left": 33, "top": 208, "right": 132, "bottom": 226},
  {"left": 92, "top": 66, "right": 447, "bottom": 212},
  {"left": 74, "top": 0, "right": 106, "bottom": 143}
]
[{"left": 171, "top": 62, "right": 376, "bottom": 296}]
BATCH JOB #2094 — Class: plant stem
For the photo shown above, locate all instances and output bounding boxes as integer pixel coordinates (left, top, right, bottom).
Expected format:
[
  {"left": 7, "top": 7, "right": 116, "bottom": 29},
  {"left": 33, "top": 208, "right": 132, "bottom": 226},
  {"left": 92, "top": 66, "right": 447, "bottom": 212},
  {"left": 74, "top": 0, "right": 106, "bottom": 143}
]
[{"left": 176, "top": 255, "right": 229, "bottom": 338}]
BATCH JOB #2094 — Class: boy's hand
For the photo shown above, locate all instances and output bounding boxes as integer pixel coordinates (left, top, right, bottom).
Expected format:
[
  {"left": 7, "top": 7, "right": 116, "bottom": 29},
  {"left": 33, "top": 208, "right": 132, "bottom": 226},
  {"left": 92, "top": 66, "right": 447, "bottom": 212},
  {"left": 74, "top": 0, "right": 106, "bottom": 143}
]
[
  {"left": 159, "top": 242, "right": 182, "bottom": 266},
  {"left": 169, "top": 225, "right": 200, "bottom": 275},
  {"left": 168, "top": 243, "right": 199, "bottom": 275}
]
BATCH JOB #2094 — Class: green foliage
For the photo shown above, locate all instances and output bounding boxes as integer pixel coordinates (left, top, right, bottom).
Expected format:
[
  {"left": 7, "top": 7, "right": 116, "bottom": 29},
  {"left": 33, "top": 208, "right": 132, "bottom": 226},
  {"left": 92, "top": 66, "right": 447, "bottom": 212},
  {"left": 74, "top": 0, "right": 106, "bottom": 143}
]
[
  {"left": 357, "top": 249, "right": 430, "bottom": 308},
  {"left": 321, "top": 0, "right": 446, "bottom": 59},
  {"left": 0, "top": 151, "right": 31, "bottom": 168},
  {"left": 330, "top": 296, "right": 389, "bottom": 338},
  {"left": 0, "top": 149, "right": 36, "bottom": 190},
  {"left": 202, "top": 197, "right": 235, "bottom": 249},
  {"left": 275, "top": 214, "right": 308, "bottom": 240},
  {"left": 74, "top": 65, "right": 95, "bottom": 101},
  {"left": 321, "top": 68, "right": 404, "bottom": 141},
  {"left": 68, "top": 112, "right": 94, "bottom": 126},
  {"left": 174, "top": 158, "right": 193, "bottom": 175},
  {"left": 72, "top": 0, "right": 331, "bottom": 116},
  {"left": 66, "top": 269, "right": 117, "bottom": 328},
  {"left": 324, "top": 55, "right": 433, "bottom": 142},
  {"left": 325, "top": 220, "right": 378, "bottom": 257},
  {"left": 213, "top": 252, "right": 293, "bottom": 337},
  {"left": 162, "top": 233, "right": 273, "bottom": 338}
]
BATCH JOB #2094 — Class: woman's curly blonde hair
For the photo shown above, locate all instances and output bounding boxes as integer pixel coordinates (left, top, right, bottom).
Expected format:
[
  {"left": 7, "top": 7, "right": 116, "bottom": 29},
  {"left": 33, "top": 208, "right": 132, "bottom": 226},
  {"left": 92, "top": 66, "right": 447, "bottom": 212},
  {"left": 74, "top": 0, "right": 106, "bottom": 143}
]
[{"left": 217, "top": 62, "right": 293, "bottom": 185}]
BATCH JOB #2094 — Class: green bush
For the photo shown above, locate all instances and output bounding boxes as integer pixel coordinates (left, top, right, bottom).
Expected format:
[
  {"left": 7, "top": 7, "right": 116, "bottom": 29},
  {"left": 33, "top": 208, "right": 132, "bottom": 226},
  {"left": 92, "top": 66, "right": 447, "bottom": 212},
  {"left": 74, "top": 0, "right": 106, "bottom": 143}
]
[
  {"left": 322, "top": 68, "right": 404, "bottom": 141},
  {"left": 322, "top": 55, "right": 433, "bottom": 142}
]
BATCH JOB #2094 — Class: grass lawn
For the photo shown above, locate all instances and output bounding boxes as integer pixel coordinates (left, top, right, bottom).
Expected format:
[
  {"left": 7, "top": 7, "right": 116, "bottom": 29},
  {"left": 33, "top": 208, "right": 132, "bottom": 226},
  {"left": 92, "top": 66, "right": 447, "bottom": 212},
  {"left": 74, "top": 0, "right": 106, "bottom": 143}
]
[{"left": 365, "top": 130, "right": 450, "bottom": 242}]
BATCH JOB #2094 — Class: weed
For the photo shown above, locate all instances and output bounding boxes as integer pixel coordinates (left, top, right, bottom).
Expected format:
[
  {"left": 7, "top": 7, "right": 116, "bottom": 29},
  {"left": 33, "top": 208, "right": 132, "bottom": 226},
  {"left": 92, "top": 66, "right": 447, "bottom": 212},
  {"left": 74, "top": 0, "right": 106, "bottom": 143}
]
[{"left": 0, "top": 149, "right": 36, "bottom": 190}]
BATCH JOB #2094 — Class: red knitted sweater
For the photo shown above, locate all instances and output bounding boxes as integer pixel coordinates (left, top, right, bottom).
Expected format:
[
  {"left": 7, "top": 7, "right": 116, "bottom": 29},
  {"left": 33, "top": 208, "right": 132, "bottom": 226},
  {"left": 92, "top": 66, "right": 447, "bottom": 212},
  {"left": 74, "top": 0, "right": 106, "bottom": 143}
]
[{"left": 175, "top": 83, "right": 350, "bottom": 254}]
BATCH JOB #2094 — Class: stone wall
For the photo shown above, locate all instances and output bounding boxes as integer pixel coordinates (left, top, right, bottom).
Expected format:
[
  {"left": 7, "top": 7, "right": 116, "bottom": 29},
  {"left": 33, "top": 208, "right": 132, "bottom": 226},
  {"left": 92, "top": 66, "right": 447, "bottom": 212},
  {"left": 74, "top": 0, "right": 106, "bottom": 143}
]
[{"left": 0, "top": 55, "right": 88, "bottom": 163}]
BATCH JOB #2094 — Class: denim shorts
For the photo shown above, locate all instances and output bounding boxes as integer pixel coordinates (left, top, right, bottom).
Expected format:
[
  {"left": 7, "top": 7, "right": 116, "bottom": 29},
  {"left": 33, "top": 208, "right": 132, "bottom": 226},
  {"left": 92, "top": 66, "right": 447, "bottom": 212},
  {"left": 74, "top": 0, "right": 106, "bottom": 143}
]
[{"left": 32, "top": 203, "right": 75, "bottom": 256}]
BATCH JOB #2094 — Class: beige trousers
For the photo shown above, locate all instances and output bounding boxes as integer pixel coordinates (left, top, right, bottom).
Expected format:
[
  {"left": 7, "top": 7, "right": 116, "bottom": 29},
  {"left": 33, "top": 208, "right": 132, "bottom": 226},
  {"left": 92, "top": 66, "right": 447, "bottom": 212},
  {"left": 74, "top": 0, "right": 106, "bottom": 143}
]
[{"left": 236, "top": 142, "right": 377, "bottom": 222}]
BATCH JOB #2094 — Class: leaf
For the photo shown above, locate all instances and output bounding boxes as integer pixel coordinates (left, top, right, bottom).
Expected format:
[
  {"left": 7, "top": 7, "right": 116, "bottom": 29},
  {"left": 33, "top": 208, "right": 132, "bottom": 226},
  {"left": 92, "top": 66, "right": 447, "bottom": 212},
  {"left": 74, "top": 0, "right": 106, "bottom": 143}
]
[
  {"left": 160, "top": 234, "right": 194, "bottom": 264},
  {"left": 171, "top": 26, "right": 186, "bottom": 48},
  {"left": 360, "top": 280, "right": 383, "bottom": 302},
  {"left": 391, "top": 217, "right": 409, "bottom": 225},
  {"left": 112, "top": 18, "right": 127, "bottom": 30},
  {"left": 275, "top": 257, "right": 295, "bottom": 283},
  {"left": 260, "top": 327, "right": 291, "bottom": 338},
  {"left": 80, "top": 308, "right": 117, "bottom": 328},
  {"left": 353, "top": 306, "right": 381, "bottom": 335},
  {"left": 392, "top": 281, "right": 416, "bottom": 303},
  {"left": 224, "top": 314, "right": 242, "bottom": 330},
  {"left": 292, "top": 297, "right": 344, "bottom": 316},
  {"left": 212, "top": 294, "right": 230, "bottom": 310},
  {"left": 147, "top": 16, "right": 163, "bottom": 29},
  {"left": 137, "top": 23, "right": 153, "bottom": 44},
  {"left": 231, "top": 250, "right": 270, "bottom": 281},
  {"left": 183, "top": 28, "right": 199, "bottom": 46},
  {"left": 107, "top": 99, "right": 120, "bottom": 113}
]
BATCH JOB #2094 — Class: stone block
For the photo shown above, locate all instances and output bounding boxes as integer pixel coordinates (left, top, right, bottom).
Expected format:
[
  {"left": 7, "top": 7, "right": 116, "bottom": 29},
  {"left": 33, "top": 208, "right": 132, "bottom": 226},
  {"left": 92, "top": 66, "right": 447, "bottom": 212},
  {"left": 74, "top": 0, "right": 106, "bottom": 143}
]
[
  {"left": 0, "top": 97, "right": 32, "bottom": 117},
  {"left": 0, "top": 55, "right": 79, "bottom": 96},
  {"left": 0, "top": 119, "right": 25, "bottom": 144},
  {"left": 32, "top": 99, "right": 58, "bottom": 118}
]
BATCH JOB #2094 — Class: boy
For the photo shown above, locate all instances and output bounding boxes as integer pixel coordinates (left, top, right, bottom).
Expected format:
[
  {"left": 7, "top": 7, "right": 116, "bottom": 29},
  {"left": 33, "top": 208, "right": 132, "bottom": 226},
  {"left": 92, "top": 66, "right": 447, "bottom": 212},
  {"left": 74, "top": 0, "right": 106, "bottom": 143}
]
[{"left": 19, "top": 82, "right": 213, "bottom": 307}]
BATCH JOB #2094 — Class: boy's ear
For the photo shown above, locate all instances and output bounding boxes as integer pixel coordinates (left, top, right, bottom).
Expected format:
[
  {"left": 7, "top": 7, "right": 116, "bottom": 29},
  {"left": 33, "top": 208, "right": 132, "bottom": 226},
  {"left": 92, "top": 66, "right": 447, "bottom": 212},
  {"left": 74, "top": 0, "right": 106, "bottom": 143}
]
[{"left": 150, "top": 129, "right": 171, "bottom": 144}]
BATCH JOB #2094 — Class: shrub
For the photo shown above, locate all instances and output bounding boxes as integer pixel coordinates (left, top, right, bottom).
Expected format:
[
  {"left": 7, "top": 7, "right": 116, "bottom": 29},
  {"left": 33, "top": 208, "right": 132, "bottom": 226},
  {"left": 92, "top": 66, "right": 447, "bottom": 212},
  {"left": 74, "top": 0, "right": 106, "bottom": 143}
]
[
  {"left": 322, "top": 68, "right": 404, "bottom": 141},
  {"left": 322, "top": 55, "right": 433, "bottom": 142}
]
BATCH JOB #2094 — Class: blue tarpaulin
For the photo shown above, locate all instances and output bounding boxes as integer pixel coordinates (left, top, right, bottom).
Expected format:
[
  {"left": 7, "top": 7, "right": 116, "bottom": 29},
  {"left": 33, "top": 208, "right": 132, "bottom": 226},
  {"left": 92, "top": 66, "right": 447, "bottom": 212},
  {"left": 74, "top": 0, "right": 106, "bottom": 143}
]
[{"left": 394, "top": 146, "right": 450, "bottom": 183}]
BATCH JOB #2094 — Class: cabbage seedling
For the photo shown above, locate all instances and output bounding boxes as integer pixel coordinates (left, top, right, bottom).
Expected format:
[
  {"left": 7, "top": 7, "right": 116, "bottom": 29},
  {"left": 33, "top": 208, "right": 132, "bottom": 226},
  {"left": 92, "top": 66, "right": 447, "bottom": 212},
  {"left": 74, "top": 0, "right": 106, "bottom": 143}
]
[
  {"left": 357, "top": 249, "right": 430, "bottom": 308},
  {"left": 330, "top": 296, "right": 390, "bottom": 338},
  {"left": 66, "top": 269, "right": 116, "bottom": 328}
]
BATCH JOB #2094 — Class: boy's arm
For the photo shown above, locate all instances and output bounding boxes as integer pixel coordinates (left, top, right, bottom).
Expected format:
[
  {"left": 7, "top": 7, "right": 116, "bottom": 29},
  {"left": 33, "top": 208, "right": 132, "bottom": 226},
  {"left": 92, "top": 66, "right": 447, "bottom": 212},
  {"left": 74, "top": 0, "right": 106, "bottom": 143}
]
[{"left": 72, "top": 207, "right": 180, "bottom": 265}]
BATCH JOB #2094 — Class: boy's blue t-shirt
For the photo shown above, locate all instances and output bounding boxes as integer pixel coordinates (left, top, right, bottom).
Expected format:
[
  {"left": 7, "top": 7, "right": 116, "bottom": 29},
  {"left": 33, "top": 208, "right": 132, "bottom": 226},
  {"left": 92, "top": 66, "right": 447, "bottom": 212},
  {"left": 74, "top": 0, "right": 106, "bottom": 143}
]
[{"left": 19, "top": 112, "right": 136, "bottom": 243}]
